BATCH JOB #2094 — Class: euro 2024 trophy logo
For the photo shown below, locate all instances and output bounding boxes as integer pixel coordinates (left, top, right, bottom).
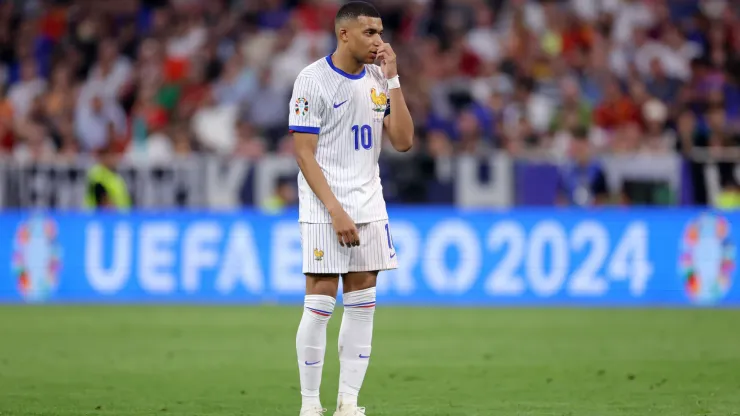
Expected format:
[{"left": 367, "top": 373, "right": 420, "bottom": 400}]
[
  {"left": 679, "top": 213, "right": 735, "bottom": 305},
  {"left": 12, "top": 215, "right": 62, "bottom": 303}
]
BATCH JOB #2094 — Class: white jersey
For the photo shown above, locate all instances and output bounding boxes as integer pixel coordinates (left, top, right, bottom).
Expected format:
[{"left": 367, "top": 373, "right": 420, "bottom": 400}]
[{"left": 289, "top": 55, "right": 391, "bottom": 224}]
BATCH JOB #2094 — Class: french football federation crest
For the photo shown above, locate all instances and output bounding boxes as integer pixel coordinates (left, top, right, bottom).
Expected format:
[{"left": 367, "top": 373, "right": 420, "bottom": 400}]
[
  {"left": 370, "top": 88, "right": 387, "bottom": 113},
  {"left": 313, "top": 248, "right": 324, "bottom": 261}
]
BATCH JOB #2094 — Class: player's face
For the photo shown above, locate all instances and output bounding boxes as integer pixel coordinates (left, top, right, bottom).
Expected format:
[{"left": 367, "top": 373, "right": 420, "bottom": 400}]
[{"left": 347, "top": 16, "right": 384, "bottom": 64}]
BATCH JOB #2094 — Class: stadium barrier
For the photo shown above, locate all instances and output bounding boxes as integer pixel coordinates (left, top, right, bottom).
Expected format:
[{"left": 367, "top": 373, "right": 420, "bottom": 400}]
[
  {"left": 1, "top": 207, "right": 737, "bottom": 307},
  {"left": 0, "top": 153, "right": 692, "bottom": 209}
]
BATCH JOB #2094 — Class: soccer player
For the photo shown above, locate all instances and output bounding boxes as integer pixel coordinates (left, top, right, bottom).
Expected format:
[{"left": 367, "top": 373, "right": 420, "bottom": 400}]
[{"left": 287, "top": 2, "right": 414, "bottom": 415}]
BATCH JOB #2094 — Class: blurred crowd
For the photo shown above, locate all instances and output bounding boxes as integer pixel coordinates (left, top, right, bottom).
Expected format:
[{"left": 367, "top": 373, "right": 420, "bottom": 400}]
[{"left": 1, "top": 0, "right": 740, "bottom": 166}]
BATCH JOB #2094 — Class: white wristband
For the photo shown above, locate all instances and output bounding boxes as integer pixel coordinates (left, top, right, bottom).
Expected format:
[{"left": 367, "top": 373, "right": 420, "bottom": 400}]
[{"left": 387, "top": 75, "right": 400, "bottom": 90}]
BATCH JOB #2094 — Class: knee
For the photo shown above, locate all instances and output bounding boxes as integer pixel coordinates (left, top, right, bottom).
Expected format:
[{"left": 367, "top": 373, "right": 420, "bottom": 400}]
[
  {"left": 306, "top": 274, "right": 339, "bottom": 298},
  {"left": 342, "top": 271, "right": 378, "bottom": 293}
]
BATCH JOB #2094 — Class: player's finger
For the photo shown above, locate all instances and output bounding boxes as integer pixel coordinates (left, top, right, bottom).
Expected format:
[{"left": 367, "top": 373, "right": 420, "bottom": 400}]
[
  {"left": 343, "top": 230, "right": 355, "bottom": 248},
  {"left": 337, "top": 232, "right": 345, "bottom": 247},
  {"left": 351, "top": 228, "right": 360, "bottom": 247}
]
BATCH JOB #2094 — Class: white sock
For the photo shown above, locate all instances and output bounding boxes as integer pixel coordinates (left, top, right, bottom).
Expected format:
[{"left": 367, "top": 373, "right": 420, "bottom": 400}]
[
  {"left": 297, "top": 294, "right": 336, "bottom": 409},
  {"left": 337, "top": 287, "right": 376, "bottom": 408}
]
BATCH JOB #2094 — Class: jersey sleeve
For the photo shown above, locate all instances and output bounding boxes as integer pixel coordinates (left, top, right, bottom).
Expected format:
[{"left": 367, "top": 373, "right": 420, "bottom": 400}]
[{"left": 289, "top": 75, "right": 324, "bottom": 135}]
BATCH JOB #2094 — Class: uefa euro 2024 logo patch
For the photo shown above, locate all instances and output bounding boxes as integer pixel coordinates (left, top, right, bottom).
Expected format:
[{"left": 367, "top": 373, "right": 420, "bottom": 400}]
[
  {"left": 295, "top": 97, "right": 309, "bottom": 116},
  {"left": 12, "top": 215, "right": 62, "bottom": 303},
  {"left": 679, "top": 213, "right": 735, "bottom": 305}
]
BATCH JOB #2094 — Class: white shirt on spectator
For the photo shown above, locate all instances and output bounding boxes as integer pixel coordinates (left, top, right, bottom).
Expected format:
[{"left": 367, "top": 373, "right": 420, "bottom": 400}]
[
  {"left": 635, "top": 41, "right": 698, "bottom": 81},
  {"left": 611, "top": 0, "right": 654, "bottom": 45},
  {"left": 504, "top": 94, "right": 555, "bottom": 135},
  {"left": 74, "top": 93, "right": 128, "bottom": 152},
  {"left": 125, "top": 131, "right": 174, "bottom": 164},
  {"left": 270, "top": 32, "right": 330, "bottom": 95},
  {"left": 86, "top": 57, "right": 133, "bottom": 99},
  {"left": 13, "top": 137, "right": 55, "bottom": 164},
  {"left": 570, "top": 0, "right": 621, "bottom": 22},
  {"left": 466, "top": 28, "right": 502, "bottom": 63},
  {"left": 7, "top": 78, "right": 46, "bottom": 121},
  {"left": 167, "top": 25, "right": 207, "bottom": 59},
  {"left": 192, "top": 103, "right": 239, "bottom": 155}
]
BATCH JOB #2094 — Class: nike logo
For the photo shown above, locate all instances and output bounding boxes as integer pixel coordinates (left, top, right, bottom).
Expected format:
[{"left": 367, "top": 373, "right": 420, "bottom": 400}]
[
  {"left": 359, "top": 354, "right": 370, "bottom": 359},
  {"left": 390, "top": 253, "right": 396, "bottom": 259},
  {"left": 333, "top": 100, "right": 348, "bottom": 108},
  {"left": 305, "top": 360, "right": 321, "bottom": 366}
]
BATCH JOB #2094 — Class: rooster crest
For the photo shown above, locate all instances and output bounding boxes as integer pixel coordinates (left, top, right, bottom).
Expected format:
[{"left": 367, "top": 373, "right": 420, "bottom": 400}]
[
  {"left": 313, "top": 248, "right": 324, "bottom": 261},
  {"left": 370, "top": 88, "right": 387, "bottom": 107}
]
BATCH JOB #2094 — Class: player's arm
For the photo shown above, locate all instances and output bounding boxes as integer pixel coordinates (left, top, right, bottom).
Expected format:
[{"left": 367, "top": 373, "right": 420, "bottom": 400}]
[
  {"left": 289, "top": 76, "right": 359, "bottom": 247},
  {"left": 293, "top": 132, "right": 342, "bottom": 215},
  {"left": 288, "top": 76, "right": 341, "bottom": 214},
  {"left": 383, "top": 86, "right": 414, "bottom": 152},
  {"left": 378, "top": 43, "right": 414, "bottom": 152},
  {"left": 293, "top": 133, "right": 360, "bottom": 247}
]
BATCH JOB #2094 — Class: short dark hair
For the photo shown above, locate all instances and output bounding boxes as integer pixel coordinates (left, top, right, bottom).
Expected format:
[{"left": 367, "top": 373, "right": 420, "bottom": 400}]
[
  {"left": 571, "top": 126, "right": 589, "bottom": 141},
  {"left": 335, "top": 1, "right": 380, "bottom": 24}
]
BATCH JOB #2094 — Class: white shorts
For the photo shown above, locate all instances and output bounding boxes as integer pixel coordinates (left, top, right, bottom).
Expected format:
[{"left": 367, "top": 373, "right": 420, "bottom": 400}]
[{"left": 300, "top": 220, "right": 399, "bottom": 274}]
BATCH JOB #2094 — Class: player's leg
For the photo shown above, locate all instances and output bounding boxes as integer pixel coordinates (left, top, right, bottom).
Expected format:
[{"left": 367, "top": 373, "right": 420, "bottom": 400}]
[
  {"left": 297, "top": 223, "right": 349, "bottom": 415},
  {"left": 335, "top": 220, "right": 398, "bottom": 414},
  {"left": 297, "top": 274, "right": 338, "bottom": 413},
  {"left": 336, "top": 270, "right": 377, "bottom": 412}
]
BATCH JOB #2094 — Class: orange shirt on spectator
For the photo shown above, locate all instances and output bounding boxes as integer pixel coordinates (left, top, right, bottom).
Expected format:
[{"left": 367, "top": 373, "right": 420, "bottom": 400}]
[
  {"left": 0, "top": 100, "right": 13, "bottom": 153},
  {"left": 594, "top": 97, "right": 640, "bottom": 130}
]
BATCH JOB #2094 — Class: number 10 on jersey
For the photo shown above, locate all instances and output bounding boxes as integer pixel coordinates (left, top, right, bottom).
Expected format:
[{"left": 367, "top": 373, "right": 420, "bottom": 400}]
[{"left": 352, "top": 124, "right": 372, "bottom": 150}]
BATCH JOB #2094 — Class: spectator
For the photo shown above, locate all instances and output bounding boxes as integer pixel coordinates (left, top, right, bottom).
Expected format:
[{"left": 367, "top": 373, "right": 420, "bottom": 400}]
[
  {"left": 556, "top": 126, "right": 610, "bottom": 207},
  {"left": 641, "top": 98, "right": 675, "bottom": 152},
  {"left": 245, "top": 66, "right": 287, "bottom": 146},
  {"left": 170, "top": 123, "right": 196, "bottom": 157},
  {"left": 74, "top": 92, "right": 127, "bottom": 152},
  {"left": 714, "top": 176, "right": 740, "bottom": 210},
  {"left": 191, "top": 87, "right": 238, "bottom": 155},
  {"left": 260, "top": 175, "right": 296, "bottom": 214},
  {"left": 0, "top": 99, "right": 13, "bottom": 153},
  {"left": 594, "top": 76, "right": 640, "bottom": 131},
  {"left": 7, "top": 59, "right": 46, "bottom": 123},
  {"left": 85, "top": 38, "right": 133, "bottom": 101},
  {"left": 504, "top": 76, "right": 554, "bottom": 136},
  {"left": 549, "top": 76, "right": 592, "bottom": 133},
  {"left": 675, "top": 107, "right": 699, "bottom": 154},
  {"left": 83, "top": 144, "right": 131, "bottom": 211},
  {"left": 0, "top": 0, "right": 735, "bottom": 208},
  {"left": 466, "top": 4, "right": 502, "bottom": 64},
  {"left": 645, "top": 58, "right": 682, "bottom": 103},
  {"left": 212, "top": 53, "right": 256, "bottom": 106},
  {"left": 233, "top": 121, "right": 266, "bottom": 159},
  {"left": 12, "top": 122, "right": 55, "bottom": 164}
]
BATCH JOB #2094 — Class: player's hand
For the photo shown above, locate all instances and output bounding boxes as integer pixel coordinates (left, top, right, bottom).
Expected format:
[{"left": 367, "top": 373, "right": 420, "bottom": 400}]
[
  {"left": 377, "top": 43, "right": 398, "bottom": 79},
  {"left": 330, "top": 208, "right": 360, "bottom": 247}
]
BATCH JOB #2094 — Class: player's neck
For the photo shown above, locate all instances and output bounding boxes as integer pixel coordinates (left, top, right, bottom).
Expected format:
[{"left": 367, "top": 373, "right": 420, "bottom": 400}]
[{"left": 331, "top": 50, "right": 364, "bottom": 75}]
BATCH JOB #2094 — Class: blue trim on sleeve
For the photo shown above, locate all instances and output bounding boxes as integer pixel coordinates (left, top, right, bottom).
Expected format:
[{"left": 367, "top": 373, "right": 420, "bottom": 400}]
[
  {"left": 289, "top": 126, "right": 320, "bottom": 134},
  {"left": 384, "top": 98, "right": 391, "bottom": 117},
  {"left": 326, "top": 55, "right": 366, "bottom": 80}
]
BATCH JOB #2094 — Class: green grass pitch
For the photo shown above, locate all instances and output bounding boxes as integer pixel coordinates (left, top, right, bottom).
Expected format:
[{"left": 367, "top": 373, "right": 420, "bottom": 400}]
[{"left": 0, "top": 305, "right": 739, "bottom": 416}]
